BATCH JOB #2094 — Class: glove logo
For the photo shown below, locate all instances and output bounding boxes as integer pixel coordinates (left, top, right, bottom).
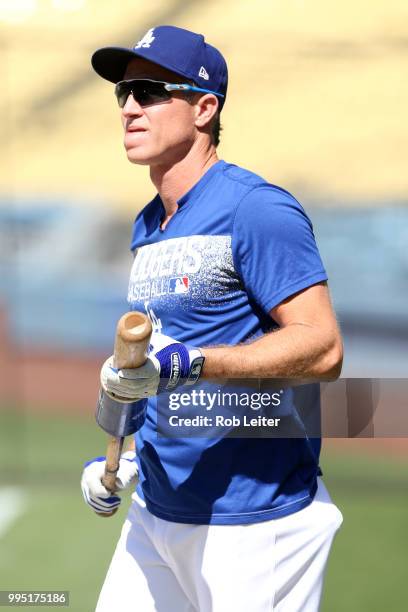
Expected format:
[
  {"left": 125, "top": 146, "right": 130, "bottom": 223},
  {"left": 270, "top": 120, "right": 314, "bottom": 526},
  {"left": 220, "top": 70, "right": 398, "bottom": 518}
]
[
  {"left": 186, "top": 356, "right": 205, "bottom": 385},
  {"left": 167, "top": 352, "right": 181, "bottom": 389}
]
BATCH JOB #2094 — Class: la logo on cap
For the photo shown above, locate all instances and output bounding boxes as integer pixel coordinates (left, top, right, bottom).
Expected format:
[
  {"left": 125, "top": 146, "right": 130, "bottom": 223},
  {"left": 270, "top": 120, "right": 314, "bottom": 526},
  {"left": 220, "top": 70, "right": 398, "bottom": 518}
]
[{"left": 134, "top": 28, "right": 155, "bottom": 49}]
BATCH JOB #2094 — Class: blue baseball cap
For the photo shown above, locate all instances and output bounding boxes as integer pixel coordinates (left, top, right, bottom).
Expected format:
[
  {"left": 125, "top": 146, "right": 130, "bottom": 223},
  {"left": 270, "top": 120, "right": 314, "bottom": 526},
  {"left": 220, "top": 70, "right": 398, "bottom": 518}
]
[{"left": 91, "top": 25, "right": 228, "bottom": 110}]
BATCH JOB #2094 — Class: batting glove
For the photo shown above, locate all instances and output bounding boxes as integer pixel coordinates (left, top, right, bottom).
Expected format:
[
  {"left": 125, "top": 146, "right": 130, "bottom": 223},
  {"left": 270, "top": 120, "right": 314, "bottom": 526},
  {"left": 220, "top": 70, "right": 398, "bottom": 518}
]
[
  {"left": 100, "top": 333, "right": 205, "bottom": 401},
  {"left": 81, "top": 451, "right": 138, "bottom": 514}
]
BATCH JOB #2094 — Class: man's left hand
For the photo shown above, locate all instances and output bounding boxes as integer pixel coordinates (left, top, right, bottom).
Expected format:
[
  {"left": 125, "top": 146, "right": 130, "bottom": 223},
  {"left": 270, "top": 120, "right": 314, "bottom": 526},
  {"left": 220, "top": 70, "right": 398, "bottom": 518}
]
[{"left": 100, "top": 333, "right": 205, "bottom": 400}]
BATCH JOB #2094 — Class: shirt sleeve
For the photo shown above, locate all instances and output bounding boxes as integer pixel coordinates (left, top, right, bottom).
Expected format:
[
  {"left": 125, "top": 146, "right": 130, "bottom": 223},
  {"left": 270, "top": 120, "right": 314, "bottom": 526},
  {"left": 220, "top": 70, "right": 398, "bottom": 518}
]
[{"left": 231, "top": 186, "right": 328, "bottom": 314}]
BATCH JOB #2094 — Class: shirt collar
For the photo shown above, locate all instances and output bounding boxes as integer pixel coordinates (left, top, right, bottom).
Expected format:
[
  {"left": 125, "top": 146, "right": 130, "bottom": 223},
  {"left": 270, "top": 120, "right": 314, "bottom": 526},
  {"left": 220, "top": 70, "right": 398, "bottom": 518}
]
[{"left": 177, "top": 159, "right": 226, "bottom": 207}]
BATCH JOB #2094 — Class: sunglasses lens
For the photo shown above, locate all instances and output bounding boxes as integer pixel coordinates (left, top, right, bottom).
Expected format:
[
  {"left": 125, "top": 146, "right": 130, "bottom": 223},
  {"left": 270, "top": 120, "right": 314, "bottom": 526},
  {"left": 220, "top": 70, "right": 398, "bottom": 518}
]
[
  {"left": 115, "top": 82, "right": 131, "bottom": 107},
  {"left": 115, "top": 80, "right": 171, "bottom": 108}
]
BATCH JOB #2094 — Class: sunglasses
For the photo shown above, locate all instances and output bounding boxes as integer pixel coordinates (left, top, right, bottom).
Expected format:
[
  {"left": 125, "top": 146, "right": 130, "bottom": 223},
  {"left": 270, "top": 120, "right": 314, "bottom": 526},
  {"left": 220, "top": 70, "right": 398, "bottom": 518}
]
[{"left": 114, "top": 78, "right": 224, "bottom": 108}]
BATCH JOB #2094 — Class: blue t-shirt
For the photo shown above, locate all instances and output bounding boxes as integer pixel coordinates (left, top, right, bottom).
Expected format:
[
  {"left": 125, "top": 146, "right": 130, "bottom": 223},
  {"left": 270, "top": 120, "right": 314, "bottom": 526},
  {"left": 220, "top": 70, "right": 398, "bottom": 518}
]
[{"left": 128, "top": 160, "right": 328, "bottom": 525}]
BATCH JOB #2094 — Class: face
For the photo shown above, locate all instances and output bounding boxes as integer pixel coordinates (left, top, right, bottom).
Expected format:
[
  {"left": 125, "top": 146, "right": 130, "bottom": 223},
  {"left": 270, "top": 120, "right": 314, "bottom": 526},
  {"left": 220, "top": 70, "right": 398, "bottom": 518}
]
[{"left": 119, "top": 58, "right": 199, "bottom": 167}]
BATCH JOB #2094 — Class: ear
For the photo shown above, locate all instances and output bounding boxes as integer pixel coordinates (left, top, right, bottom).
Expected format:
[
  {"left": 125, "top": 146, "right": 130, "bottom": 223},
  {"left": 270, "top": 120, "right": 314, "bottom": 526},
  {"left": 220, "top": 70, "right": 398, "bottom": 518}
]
[{"left": 194, "top": 94, "right": 219, "bottom": 129}]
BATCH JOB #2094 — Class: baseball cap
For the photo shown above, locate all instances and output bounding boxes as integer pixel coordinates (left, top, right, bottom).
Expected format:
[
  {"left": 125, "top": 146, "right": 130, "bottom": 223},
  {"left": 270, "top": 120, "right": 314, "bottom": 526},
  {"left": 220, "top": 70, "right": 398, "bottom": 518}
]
[{"left": 91, "top": 25, "right": 228, "bottom": 110}]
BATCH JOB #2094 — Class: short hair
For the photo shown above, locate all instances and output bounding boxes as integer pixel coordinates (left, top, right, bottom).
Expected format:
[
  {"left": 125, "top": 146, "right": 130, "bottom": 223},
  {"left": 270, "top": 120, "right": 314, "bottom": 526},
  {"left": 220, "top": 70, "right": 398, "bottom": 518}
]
[{"left": 211, "top": 112, "right": 222, "bottom": 147}]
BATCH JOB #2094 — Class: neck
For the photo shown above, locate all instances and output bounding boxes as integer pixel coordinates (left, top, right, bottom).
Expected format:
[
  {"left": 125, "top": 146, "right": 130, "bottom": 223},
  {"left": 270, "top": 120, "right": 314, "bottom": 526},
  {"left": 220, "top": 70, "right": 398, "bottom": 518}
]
[{"left": 150, "top": 140, "right": 219, "bottom": 227}]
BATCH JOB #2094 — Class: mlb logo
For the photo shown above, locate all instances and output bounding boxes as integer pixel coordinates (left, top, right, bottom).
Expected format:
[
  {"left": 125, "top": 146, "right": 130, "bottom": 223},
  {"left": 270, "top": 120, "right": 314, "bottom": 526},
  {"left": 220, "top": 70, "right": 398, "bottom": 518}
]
[{"left": 169, "top": 276, "right": 189, "bottom": 294}]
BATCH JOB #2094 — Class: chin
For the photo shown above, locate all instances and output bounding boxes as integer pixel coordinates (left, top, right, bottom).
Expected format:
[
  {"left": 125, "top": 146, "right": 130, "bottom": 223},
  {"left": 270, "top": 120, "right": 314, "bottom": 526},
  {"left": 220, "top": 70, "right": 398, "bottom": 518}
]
[
  {"left": 125, "top": 147, "right": 154, "bottom": 166},
  {"left": 126, "top": 154, "right": 151, "bottom": 166}
]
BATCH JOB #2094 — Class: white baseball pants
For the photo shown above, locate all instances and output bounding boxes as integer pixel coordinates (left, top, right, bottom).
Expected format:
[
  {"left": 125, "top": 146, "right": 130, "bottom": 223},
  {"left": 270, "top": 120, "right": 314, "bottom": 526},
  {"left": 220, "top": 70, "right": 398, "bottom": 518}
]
[{"left": 96, "top": 478, "right": 342, "bottom": 612}]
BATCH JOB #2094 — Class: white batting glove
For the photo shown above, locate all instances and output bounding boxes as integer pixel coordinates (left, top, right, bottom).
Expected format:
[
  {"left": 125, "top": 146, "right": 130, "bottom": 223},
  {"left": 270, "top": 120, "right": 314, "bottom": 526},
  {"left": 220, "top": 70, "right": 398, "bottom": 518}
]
[
  {"left": 100, "top": 333, "right": 205, "bottom": 401},
  {"left": 81, "top": 451, "right": 138, "bottom": 514}
]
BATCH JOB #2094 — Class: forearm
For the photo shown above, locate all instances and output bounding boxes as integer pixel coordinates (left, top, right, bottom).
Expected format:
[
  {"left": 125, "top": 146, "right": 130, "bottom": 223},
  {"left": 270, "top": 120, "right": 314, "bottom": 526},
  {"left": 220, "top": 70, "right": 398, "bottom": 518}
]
[{"left": 201, "top": 323, "right": 343, "bottom": 381}]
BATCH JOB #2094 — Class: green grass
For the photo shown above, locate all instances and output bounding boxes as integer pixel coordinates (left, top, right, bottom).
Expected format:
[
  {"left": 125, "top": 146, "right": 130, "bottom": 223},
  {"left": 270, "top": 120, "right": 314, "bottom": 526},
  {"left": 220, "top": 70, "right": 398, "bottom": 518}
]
[
  {"left": 0, "top": 486, "right": 126, "bottom": 611},
  {"left": 1, "top": 408, "right": 408, "bottom": 611},
  {"left": 0, "top": 408, "right": 133, "bottom": 612},
  {"left": 320, "top": 450, "right": 408, "bottom": 612}
]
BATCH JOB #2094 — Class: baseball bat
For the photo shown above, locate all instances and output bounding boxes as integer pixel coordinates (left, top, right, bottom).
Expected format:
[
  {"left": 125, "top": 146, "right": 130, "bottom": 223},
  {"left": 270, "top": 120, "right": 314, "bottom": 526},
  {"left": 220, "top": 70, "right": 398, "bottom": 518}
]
[{"left": 99, "top": 311, "right": 152, "bottom": 516}]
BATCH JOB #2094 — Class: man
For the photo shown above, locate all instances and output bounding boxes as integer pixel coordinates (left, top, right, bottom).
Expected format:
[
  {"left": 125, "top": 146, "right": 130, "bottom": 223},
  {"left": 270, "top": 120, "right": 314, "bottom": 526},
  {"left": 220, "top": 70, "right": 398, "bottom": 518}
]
[{"left": 81, "top": 25, "right": 343, "bottom": 612}]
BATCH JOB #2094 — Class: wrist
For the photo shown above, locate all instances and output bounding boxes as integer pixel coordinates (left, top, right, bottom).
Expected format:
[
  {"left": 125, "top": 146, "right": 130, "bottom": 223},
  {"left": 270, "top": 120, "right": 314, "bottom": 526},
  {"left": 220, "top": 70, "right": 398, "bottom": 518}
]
[
  {"left": 184, "top": 347, "right": 205, "bottom": 385},
  {"left": 155, "top": 343, "right": 205, "bottom": 392}
]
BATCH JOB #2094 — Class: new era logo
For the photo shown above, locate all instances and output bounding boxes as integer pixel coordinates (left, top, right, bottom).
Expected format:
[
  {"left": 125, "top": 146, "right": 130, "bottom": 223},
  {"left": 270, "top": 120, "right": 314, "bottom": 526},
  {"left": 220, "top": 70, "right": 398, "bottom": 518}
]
[
  {"left": 199, "top": 66, "right": 209, "bottom": 80},
  {"left": 134, "top": 28, "right": 155, "bottom": 49}
]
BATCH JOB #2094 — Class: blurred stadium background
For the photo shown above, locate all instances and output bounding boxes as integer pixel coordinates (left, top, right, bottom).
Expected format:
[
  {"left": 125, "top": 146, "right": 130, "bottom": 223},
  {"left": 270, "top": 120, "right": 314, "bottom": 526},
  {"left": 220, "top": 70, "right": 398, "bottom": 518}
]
[{"left": 0, "top": 1, "right": 407, "bottom": 610}]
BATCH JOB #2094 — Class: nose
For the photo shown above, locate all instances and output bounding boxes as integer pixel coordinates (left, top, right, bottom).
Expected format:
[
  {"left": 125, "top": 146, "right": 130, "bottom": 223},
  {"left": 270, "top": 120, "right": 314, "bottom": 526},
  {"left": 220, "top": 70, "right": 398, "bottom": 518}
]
[{"left": 122, "top": 92, "right": 143, "bottom": 117}]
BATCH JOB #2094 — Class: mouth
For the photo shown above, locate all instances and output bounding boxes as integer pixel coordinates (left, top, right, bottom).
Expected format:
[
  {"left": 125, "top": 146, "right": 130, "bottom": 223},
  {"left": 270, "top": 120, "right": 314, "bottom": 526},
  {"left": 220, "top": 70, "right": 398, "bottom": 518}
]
[
  {"left": 124, "top": 127, "right": 148, "bottom": 149},
  {"left": 126, "top": 124, "right": 147, "bottom": 134}
]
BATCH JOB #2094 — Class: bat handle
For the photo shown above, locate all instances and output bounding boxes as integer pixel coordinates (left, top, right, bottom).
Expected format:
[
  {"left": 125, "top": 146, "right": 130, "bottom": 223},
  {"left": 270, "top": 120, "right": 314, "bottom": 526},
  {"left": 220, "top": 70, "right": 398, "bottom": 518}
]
[
  {"left": 102, "top": 436, "right": 125, "bottom": 492},
  {"left": 97, "top": 436, "right": 124, "bottom": 518}
]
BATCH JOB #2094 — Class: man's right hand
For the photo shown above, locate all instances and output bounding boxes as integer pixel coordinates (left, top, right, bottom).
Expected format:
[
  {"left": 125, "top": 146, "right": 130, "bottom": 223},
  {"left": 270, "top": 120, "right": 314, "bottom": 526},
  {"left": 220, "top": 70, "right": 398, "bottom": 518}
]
[{"left": 81, "top": 451, "right": 138, "bottom": 515}]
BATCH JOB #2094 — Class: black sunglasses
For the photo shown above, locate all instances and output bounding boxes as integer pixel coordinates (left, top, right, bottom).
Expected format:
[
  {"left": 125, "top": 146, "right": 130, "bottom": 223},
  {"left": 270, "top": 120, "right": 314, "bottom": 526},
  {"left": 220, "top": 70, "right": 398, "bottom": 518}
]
[{"left": 114, "top": 78, "right": 224, "bottom": 108}]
